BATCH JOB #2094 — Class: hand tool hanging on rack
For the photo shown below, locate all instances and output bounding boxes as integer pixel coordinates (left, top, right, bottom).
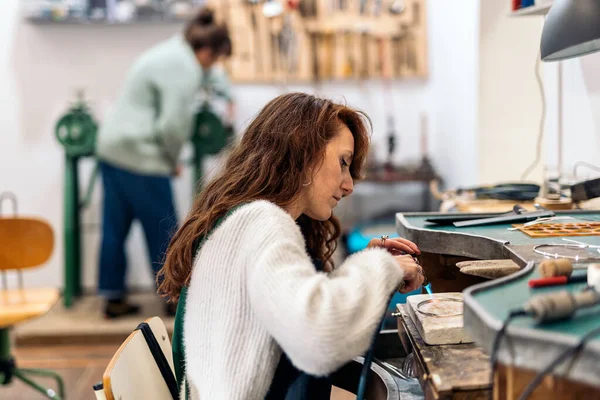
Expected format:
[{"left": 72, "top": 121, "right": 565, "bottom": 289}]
[
  {"left": 323, "top": 31, "right": 335, "bottom": 78},
  {"left": 378, "top": 37, "right": 398, "bottom": 172},
  {"left": 246, "top": 0, "right": 263, "bottom": 79},
  {"left": 412, "top": 0, "right": 421, "bottom": 25},
  {"left": 399, "top": 23, "right": 410, "bottom": 73},
  {"left": 359, "top": 0, "right": 368, "bottom": 15},
  {"left": 376, "top": 35, "right": 386, "bottom": 76},
  {"left": 342, "top": 29, "right": 355, "bottom": 78},
  {"left": 263, "top": 0, "right": 284, "bottom": 79},
  {"left": 269, "top": 20, "right": 279, "bottom": 77},
  {"left": 391, "top": 33, "right": 402, "bottom": 77},
  {"left": 298, "top": 0, "right": 310, "bottom": 17},
  {"left": 406, "top": 1, "right": 421, "bottom": 73},
  {"left": 389, "top": 1, "right": 406, "bottom": 77},
  {"left": 389, "top": 0, "right": 405, "bottom": 15},
  {"left": 298, "top": 0, "right": 317, "bottom": 17},
  {"left": 373, "top": 0, "right": 383, "bottom": 16},
  {"left": 280, "top": 12, "right": 297, "bottom": 76},
  {"left": 359, "top": 29, "right": 370, "bottom": 79},
  {"left": 309, "top": 29, "right": 320, "bottom": 82},
  {"left": 406, "top": 31, "right": 415, "bottom": 72}
]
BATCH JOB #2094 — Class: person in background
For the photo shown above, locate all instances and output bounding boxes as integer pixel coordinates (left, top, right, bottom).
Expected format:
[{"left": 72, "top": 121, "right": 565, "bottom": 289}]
[
  {"left": 96, "top": 7, "right": 233, "bottom": 319},
  {"left": 158, "top": 93, "right": 425, "bottom": 399}
]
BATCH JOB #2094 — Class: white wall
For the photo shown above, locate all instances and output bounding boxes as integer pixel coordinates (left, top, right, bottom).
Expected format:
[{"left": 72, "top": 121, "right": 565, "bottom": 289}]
[
  {"left": 426, "top": 0, "right": 480, "bottom": 188},
  {"left": 477, "top": 1, "right": 546, "bottom": 185},
  {"left": 1, "top": 0, "right": 479, "bottom": 291},
  {"left": 543, "top": 54, "right": 600, "bottom": 181},
  {"left": 477, "top": 2, "right": 600, "bottom": 186}
]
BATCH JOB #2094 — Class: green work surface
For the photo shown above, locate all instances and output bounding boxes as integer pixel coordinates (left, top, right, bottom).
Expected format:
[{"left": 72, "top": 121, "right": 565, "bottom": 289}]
[
  {"left": 471, "top": 266, "right": 600, "bottom": 340},
  {"left": 402, "top": 212, "right": 600, "bottom": 247},
  {"left": 401, "top": 210, "right": 600, "bottom": 385},
  {"left": 403, "top": 211, "right": 600, "bottom": 338}
]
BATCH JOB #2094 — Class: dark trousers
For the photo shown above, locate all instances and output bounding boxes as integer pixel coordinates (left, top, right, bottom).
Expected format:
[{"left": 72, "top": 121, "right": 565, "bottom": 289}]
[
  {"left": 98, "top": 161, "right": 178, "bottom": 300},
  {"left": 265, "top": 354, "right": 332, "bottom": 400}
]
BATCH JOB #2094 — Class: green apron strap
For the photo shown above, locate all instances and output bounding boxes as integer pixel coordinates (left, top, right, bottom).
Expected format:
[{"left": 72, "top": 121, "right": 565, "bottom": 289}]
[
  {"left": 172, "top": 204, "right": 246, "bottom": 398},
  {"left": 172, "top": 287, "right": 187, "bottom": 391}
]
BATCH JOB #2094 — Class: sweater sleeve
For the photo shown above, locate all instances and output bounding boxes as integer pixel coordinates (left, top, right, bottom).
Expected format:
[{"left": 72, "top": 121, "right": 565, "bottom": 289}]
[
  {"left": 150, "top": 64, "right": 199, "bottom": 171},
  {"left": 245, "top": 205, "right": 404, "bottom": 376}
]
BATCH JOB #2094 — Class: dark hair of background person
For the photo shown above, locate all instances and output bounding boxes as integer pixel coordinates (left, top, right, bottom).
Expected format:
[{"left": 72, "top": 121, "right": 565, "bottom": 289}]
[{"left": 184, "top": 7, "right": 232, "bottom": 56}]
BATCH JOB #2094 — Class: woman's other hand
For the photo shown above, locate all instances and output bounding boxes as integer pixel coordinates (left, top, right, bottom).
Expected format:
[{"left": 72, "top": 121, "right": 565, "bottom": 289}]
[
  {"left": 395, "top": 255, "right": 425, "bottom": 293},
  {"left": 367, "top": 236, "right": 421, "bottom": 255}
]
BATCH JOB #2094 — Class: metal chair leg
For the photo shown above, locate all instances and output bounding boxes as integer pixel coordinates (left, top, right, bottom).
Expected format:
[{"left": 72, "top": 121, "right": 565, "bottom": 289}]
[
  {"left": 19, "top": 368, "right": 66, "bottom": 399},
  {"left": 13, "top": 368, "right": 64, "bottom": 400}
]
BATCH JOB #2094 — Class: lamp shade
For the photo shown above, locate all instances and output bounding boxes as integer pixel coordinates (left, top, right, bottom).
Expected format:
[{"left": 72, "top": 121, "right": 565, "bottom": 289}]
[{"left": 541, "top": 0, "right": 600, "bottom": 62}]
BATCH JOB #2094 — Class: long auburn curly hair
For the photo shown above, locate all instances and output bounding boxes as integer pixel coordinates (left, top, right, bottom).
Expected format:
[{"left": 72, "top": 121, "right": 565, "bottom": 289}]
[{"left": 157, "top": 92, "right": 371, "bottom": 301}]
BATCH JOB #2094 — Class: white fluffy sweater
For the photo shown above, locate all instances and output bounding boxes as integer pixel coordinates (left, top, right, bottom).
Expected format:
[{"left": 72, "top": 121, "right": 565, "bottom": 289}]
[{"left": 184, "top": 200, "right": 404, "bottom": 399}]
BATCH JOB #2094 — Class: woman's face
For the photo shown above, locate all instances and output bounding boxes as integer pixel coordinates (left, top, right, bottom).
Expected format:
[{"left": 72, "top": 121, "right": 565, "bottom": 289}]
[{"left": 302, "top": 124, "right": 355, "bottom": 221}]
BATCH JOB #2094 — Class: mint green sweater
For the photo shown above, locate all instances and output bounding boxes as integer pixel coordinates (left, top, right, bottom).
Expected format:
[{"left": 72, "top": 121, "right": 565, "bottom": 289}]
[{"left": 96, "top": 34, "right": 231, "bottom": 176}]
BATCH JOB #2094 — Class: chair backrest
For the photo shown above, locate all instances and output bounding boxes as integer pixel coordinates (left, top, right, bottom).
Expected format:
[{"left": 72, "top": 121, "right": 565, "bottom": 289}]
[
  {"left": 101, "top": 316, "right": 176, "bottom": 400},
  {"left": 0, "top": 217, "right": 54, "bottom": 271}
]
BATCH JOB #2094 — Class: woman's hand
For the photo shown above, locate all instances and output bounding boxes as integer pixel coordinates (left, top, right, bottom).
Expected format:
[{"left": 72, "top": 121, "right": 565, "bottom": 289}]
[
  {"left": 367, "top": 236, "right": 424, "bottom": 292},
  {"left": 367, "top": 236, "right": 421, "bottom": 256},
  {"left": 394, "top": 255, "right": 425, "bottom": 293}
]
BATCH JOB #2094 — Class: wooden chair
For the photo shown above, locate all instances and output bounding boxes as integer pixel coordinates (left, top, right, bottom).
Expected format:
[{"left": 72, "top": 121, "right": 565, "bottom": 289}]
[
  {"left": 0, "top": 195, "right": 64, "bottom": 399},
  {"left": 94, "top": 316, "right": 177, "bottom": 400}
]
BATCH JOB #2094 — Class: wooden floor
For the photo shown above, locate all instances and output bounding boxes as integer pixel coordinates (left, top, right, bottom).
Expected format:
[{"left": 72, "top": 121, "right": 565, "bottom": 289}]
[
  {"left": 2, "top": 344, "right": 117, "bottom": 400},
  {"left": 2, "top": 344, "right": 354, "bottom": 400},
  {"left": 14, "top": 292, "right": 174, "bottom": 346}
]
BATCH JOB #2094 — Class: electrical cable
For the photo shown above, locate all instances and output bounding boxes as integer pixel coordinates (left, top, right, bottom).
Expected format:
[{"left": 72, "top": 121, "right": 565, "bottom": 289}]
[
  {"left": 356, "top": 290, "right": 397, "bottom": 400},
  {"left": 521, "top": 50, "right": 547, "bottom": 181},
  {"left": 517, "top": 324, "right": 600, "bottom": 400},
  {"left": 573, "top": 161, "right": 600, "bottom": 178},
  {"left": 488, "top": 309, "right": 531, "bottom": 400}
]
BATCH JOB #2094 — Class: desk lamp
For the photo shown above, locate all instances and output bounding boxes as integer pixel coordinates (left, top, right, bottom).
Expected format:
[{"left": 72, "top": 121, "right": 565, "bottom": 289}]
[
  {"left": 540, "top": 0, "right": 600, "bottom": 204},
  {"left": 541, "top": 0, "right": 600, "bottom": 61}
]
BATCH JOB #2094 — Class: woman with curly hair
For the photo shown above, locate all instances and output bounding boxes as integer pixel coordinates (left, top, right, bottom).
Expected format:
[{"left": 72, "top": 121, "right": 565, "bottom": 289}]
[{"left": 158, "top": 92, "right": 423, "bottom": 399}]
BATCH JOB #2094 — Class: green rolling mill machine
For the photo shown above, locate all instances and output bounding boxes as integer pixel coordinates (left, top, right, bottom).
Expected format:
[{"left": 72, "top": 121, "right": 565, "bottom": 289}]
[{"left": 55, "top": 92, "right": 233, "bottom": 307}]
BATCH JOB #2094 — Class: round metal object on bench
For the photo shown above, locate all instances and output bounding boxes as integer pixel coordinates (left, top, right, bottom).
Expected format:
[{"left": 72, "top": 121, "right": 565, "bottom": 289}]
[
  {"left": 416, "top": 298, "right": 463, "bottom": 318},
  {"left": 533, "top": 243, "right": 600, "bottom": 261}
]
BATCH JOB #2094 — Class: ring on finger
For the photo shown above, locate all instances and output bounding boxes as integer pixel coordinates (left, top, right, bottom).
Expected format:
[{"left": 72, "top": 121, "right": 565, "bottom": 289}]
[{"left": 380, "top": 235, "right": 389, "bottom": 248}]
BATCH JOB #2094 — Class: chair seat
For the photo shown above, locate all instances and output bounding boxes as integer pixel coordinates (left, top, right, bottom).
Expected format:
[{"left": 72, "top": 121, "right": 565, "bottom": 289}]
[{"left": 0, "top": 288, "right": 59, "bottom": 328}]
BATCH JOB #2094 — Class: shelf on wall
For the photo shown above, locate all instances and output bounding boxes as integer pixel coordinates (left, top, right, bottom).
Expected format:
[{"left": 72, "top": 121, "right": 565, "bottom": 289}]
[
  {"left": 509, "top": 3, "right": 552, "bottom": 17},
  {"left": 25, "top": 16, "right": 190, "bottom": 25}
]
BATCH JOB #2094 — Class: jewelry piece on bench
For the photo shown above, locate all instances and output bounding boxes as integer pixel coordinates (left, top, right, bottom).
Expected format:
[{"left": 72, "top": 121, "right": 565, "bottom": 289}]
[
  {"left": 533, "top": 243, "right": 600, "bottom": 261},
  {"left": 416, "top": 298, "right": 463, "bottom": 318}
]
